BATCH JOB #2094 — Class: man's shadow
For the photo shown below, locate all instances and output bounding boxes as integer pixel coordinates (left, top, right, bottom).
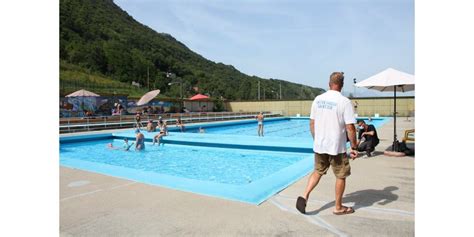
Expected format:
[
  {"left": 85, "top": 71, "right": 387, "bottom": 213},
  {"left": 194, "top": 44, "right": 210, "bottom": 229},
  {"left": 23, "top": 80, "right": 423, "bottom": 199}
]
[{"left": 306, "top": 186, "right": 399, "bottom": 215}]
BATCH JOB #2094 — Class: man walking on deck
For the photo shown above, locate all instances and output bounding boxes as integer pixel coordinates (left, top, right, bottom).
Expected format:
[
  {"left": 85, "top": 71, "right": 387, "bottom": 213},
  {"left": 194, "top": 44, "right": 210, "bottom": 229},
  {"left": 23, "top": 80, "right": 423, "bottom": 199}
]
[{"left": 296, "top": 72, "right": 359, "bottom": 215}]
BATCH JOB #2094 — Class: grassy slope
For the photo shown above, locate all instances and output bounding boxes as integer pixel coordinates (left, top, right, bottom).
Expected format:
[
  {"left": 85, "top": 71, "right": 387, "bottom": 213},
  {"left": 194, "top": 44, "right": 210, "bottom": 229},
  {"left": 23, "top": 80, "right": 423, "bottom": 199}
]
[{"left": 60, "top": 61, "right": 148, "bottom": 97}]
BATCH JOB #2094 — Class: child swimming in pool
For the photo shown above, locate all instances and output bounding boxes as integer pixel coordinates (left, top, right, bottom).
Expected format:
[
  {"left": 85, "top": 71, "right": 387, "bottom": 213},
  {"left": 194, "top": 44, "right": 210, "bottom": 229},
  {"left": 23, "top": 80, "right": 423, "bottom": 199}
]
[
  {"left": 107, "top": 138, "right": 134, "bottom": 151},
  {"left": 122, "top": 138, "right": 134, "bottom": 151}
]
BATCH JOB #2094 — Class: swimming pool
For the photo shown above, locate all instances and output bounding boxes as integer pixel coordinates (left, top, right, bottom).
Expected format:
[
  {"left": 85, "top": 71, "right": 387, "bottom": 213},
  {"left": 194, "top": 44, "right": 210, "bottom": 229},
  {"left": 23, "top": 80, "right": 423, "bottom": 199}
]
[
  {"left": 188, "top": 118, "right": 311, "bottom": 138},
  {"left": 60, "top": 116, "right": 390, "bottom": 204},
  {"left": 185, "top": 117, "right": 389, "bottom": 138},
  {"left": 60, "top": 139, "right": 313, "bottom": 204}
]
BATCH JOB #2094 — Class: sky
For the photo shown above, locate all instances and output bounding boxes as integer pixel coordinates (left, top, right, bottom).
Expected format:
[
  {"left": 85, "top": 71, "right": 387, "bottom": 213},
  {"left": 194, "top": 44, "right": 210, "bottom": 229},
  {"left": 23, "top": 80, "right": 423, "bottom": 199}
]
[{"left": 114, "top": 0, "right": 414, "bottom": 97}]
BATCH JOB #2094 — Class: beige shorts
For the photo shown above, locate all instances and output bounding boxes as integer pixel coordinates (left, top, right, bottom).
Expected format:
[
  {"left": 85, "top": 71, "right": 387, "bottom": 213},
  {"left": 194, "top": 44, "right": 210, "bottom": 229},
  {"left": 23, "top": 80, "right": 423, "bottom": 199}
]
[{"left": 315, "top": 153, "right": 351, "bottom": 178}]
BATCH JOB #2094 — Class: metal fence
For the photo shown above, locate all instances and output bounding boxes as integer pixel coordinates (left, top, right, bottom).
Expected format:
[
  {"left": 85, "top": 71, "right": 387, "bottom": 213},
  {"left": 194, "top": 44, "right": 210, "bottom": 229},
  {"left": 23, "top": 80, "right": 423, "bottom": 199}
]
[{"left": 59, "top": 111, "right": 281, "bottom": 133}]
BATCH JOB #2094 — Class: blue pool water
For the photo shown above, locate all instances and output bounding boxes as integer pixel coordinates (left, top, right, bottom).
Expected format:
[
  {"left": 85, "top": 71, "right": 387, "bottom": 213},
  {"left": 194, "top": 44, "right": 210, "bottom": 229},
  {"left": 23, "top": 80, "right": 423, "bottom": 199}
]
[
  {"left": 189, "top": 119, "right": 311, "bottom": 138},
  {"left": 60, "top": 139, "right": 314, "bottom": 204},
  {"left": 185, "top": 117, "right": 387, "bottom": 138},
  {"left": 61, "top": 139, "right": 308, "bottom": 185}
]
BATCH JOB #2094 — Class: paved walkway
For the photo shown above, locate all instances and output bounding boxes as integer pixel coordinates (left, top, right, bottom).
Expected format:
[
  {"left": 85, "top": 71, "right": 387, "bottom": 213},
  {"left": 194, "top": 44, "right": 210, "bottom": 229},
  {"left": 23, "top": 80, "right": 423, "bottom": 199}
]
[{"left": 60, "top": 117, "right": 414, "bottom": 236}]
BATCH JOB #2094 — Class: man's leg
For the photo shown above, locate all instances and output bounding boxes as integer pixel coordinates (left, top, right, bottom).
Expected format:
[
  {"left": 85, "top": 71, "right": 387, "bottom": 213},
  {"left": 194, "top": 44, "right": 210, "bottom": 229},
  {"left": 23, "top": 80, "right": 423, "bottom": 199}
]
[
  {"left": 365, "top": 140, "right": 374, "bottom": 156},
  {"left": 335, "top": 178, "right": 346, "bottom": 210},
  {"left": 303, "top": 170, "right": 322, "bottom": 200},
  {"left": 304, "top": 153, "right": 328, "bottom": 199},
  {"left": 297, "top": 153, "right": 328, "bottom": 214},
  {"left": 366, "top": 140, "right": 375, "bottom": 153},
  {"left": 358, "top": 141, "right": 374, "bottom": 156},
  {"left": 357, "top": 141, "right": 368, "bottom": 152},
  {"left": 331, "top": 154, "right": 354, "bottom": 214}
]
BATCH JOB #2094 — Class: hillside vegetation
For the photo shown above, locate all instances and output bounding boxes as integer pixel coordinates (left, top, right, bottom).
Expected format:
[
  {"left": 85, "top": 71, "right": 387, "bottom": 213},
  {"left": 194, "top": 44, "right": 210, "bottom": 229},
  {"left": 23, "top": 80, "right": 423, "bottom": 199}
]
[{"left": 60, "top": 0, "right": 324, "bottom": 100}]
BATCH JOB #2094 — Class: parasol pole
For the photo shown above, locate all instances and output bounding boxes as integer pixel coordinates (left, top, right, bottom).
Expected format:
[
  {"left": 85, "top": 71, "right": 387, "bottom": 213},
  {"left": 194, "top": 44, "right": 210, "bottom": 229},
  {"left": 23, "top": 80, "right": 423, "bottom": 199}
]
[{"left": 393, "top": 85, "right": 397, "bottom": 151}]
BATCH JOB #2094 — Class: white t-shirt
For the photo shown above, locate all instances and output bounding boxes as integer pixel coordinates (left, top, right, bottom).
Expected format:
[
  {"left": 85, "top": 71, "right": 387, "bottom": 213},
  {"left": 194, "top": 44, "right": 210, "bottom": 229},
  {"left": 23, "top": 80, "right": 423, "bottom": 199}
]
[{"left": 310, "top": 90, "right": 356, "bottom": 155}]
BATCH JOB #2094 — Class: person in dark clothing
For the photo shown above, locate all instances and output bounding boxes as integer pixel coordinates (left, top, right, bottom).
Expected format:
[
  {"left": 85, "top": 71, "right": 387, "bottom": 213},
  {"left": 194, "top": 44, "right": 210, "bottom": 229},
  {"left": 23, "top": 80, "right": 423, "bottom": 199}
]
[
  {"left": 356, "top": 119, "right": 379, "bottom": 157},
  {"left": 135, "top": 112, "right": 143, "bottom": 128}
]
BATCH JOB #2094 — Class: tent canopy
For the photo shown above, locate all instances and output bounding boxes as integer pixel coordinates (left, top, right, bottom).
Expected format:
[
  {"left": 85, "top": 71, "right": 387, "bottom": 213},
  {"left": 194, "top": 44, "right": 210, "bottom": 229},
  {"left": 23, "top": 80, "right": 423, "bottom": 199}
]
[
  {"left": 66, "top": 89, "right": 100, "bottom": 97},
  {"left": 189, "top": 94, "right": 210, "bottom": 100}
]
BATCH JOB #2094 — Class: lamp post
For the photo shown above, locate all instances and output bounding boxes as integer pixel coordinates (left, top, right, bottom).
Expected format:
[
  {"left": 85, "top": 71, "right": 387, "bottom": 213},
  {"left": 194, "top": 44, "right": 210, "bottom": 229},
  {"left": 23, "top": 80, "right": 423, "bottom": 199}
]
[
  {"left": 353, "top": 78, "right": 357, "bottom": 98},
  {"left": 271, "top": 90, "right": 278, "bottom": 100},
  {"left": 279, "top": 82, "right": 282, "bottom": 100},
  {"left": 258, "top": 80, "right": 260, "bottom": 100},
  {"left": 168, "top": 81, "right": 182, "bottom": 98},
  {"left": 167, "top": 73, "right": 183, "bottom": 112}
]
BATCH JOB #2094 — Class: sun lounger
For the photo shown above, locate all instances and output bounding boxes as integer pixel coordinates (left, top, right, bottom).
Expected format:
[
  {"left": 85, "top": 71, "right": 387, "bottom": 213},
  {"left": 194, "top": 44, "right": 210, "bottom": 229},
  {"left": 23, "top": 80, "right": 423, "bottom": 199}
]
[{"left": 403, "top": 129, "right": 415, "bottom": 142}]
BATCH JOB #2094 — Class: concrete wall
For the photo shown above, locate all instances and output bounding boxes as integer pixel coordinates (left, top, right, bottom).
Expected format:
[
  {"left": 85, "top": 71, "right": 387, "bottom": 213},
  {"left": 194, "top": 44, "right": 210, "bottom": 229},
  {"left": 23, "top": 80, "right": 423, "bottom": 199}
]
[
  {"left": 352, "top": 97, "right": 415, "bottom": 117},
  {"left": 225, "top": 97, "right": 415, "bottom": 117},
  {"left": 183, "top": 101, "right": 214, "bottom": 112}
]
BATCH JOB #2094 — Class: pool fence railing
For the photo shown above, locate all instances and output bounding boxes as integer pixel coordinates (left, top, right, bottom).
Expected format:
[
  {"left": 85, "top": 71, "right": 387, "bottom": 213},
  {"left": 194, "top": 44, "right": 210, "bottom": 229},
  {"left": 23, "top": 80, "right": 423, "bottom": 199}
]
[{"left": 59, "top": 111, "right": 282, "bottom": 133}]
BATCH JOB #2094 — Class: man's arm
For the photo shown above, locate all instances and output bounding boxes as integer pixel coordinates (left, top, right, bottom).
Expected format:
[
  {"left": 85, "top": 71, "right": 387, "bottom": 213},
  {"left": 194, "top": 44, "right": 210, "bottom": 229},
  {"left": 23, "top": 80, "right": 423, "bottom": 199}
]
[
  {"left": 362, "top": 126, "right": 376, "bottom": 136},
  {"left": 346, "top": 124, "right": 358, "bottom": 159},
  {"left": 343, "top": 100, "right": 358, "bottom": 158},
  {"left": 346, "top": 124, "right": 357, "bottom": 148},
  {"left": 310, "top": 119, "right": 315, "bottom": 139},
  {"left": 362, "top": 131, "right": 375, "bottom": 136},
  {"left": 355, "top": 128, "right": 362, "bottom": 146}
]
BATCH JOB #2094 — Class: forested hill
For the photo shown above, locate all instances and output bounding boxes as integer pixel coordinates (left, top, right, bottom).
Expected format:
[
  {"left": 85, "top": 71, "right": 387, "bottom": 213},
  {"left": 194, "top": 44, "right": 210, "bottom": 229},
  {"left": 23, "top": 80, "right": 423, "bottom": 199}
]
[{"left": 60, "top": 0, "right": 325, "bottom": 100}]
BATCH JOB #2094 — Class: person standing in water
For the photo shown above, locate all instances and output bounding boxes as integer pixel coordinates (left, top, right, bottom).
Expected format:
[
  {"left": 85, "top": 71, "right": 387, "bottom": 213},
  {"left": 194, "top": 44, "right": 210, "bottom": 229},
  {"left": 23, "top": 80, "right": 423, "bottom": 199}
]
[
  {"left": 135, "top": 112, "right": 143, "bottom": 129},
  {"left": 176, "top": 117, "right": 185, "bottom": 132},
  {"left": 135, "top": 129, "right": 145, "bottom": 151},
  {"left": 256, "top": 112, "right": 264, "bottom": 137},
  {"left": 153, "top": 121, "right": 168, "bottom": 146}
]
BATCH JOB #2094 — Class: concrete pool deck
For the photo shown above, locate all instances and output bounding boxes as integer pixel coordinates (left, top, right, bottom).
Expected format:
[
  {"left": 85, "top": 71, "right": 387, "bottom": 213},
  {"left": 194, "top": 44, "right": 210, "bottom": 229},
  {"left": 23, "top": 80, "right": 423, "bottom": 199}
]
[{"left": 60, "top": 117, "right": 414, "bottom": 236}]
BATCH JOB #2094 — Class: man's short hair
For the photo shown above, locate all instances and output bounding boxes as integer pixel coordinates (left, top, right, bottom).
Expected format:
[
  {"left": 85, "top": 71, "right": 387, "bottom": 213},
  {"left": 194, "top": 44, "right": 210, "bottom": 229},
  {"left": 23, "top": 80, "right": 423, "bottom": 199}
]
[
  {"left": 357, "top": 119, "right": 366, "bottom": 124},
  {"left": 329, "top": 72, "right": 344, "bottom": 86}
]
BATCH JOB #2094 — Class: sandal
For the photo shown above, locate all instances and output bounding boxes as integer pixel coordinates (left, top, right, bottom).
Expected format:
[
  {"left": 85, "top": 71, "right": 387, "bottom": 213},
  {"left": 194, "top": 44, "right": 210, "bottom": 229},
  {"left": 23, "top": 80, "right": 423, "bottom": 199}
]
[
  {"left": 296, "top": 196, "right": 307, "bottom": 214},
  {"left": 333, "top": 206, "right": 355, "bottom": 215}
]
